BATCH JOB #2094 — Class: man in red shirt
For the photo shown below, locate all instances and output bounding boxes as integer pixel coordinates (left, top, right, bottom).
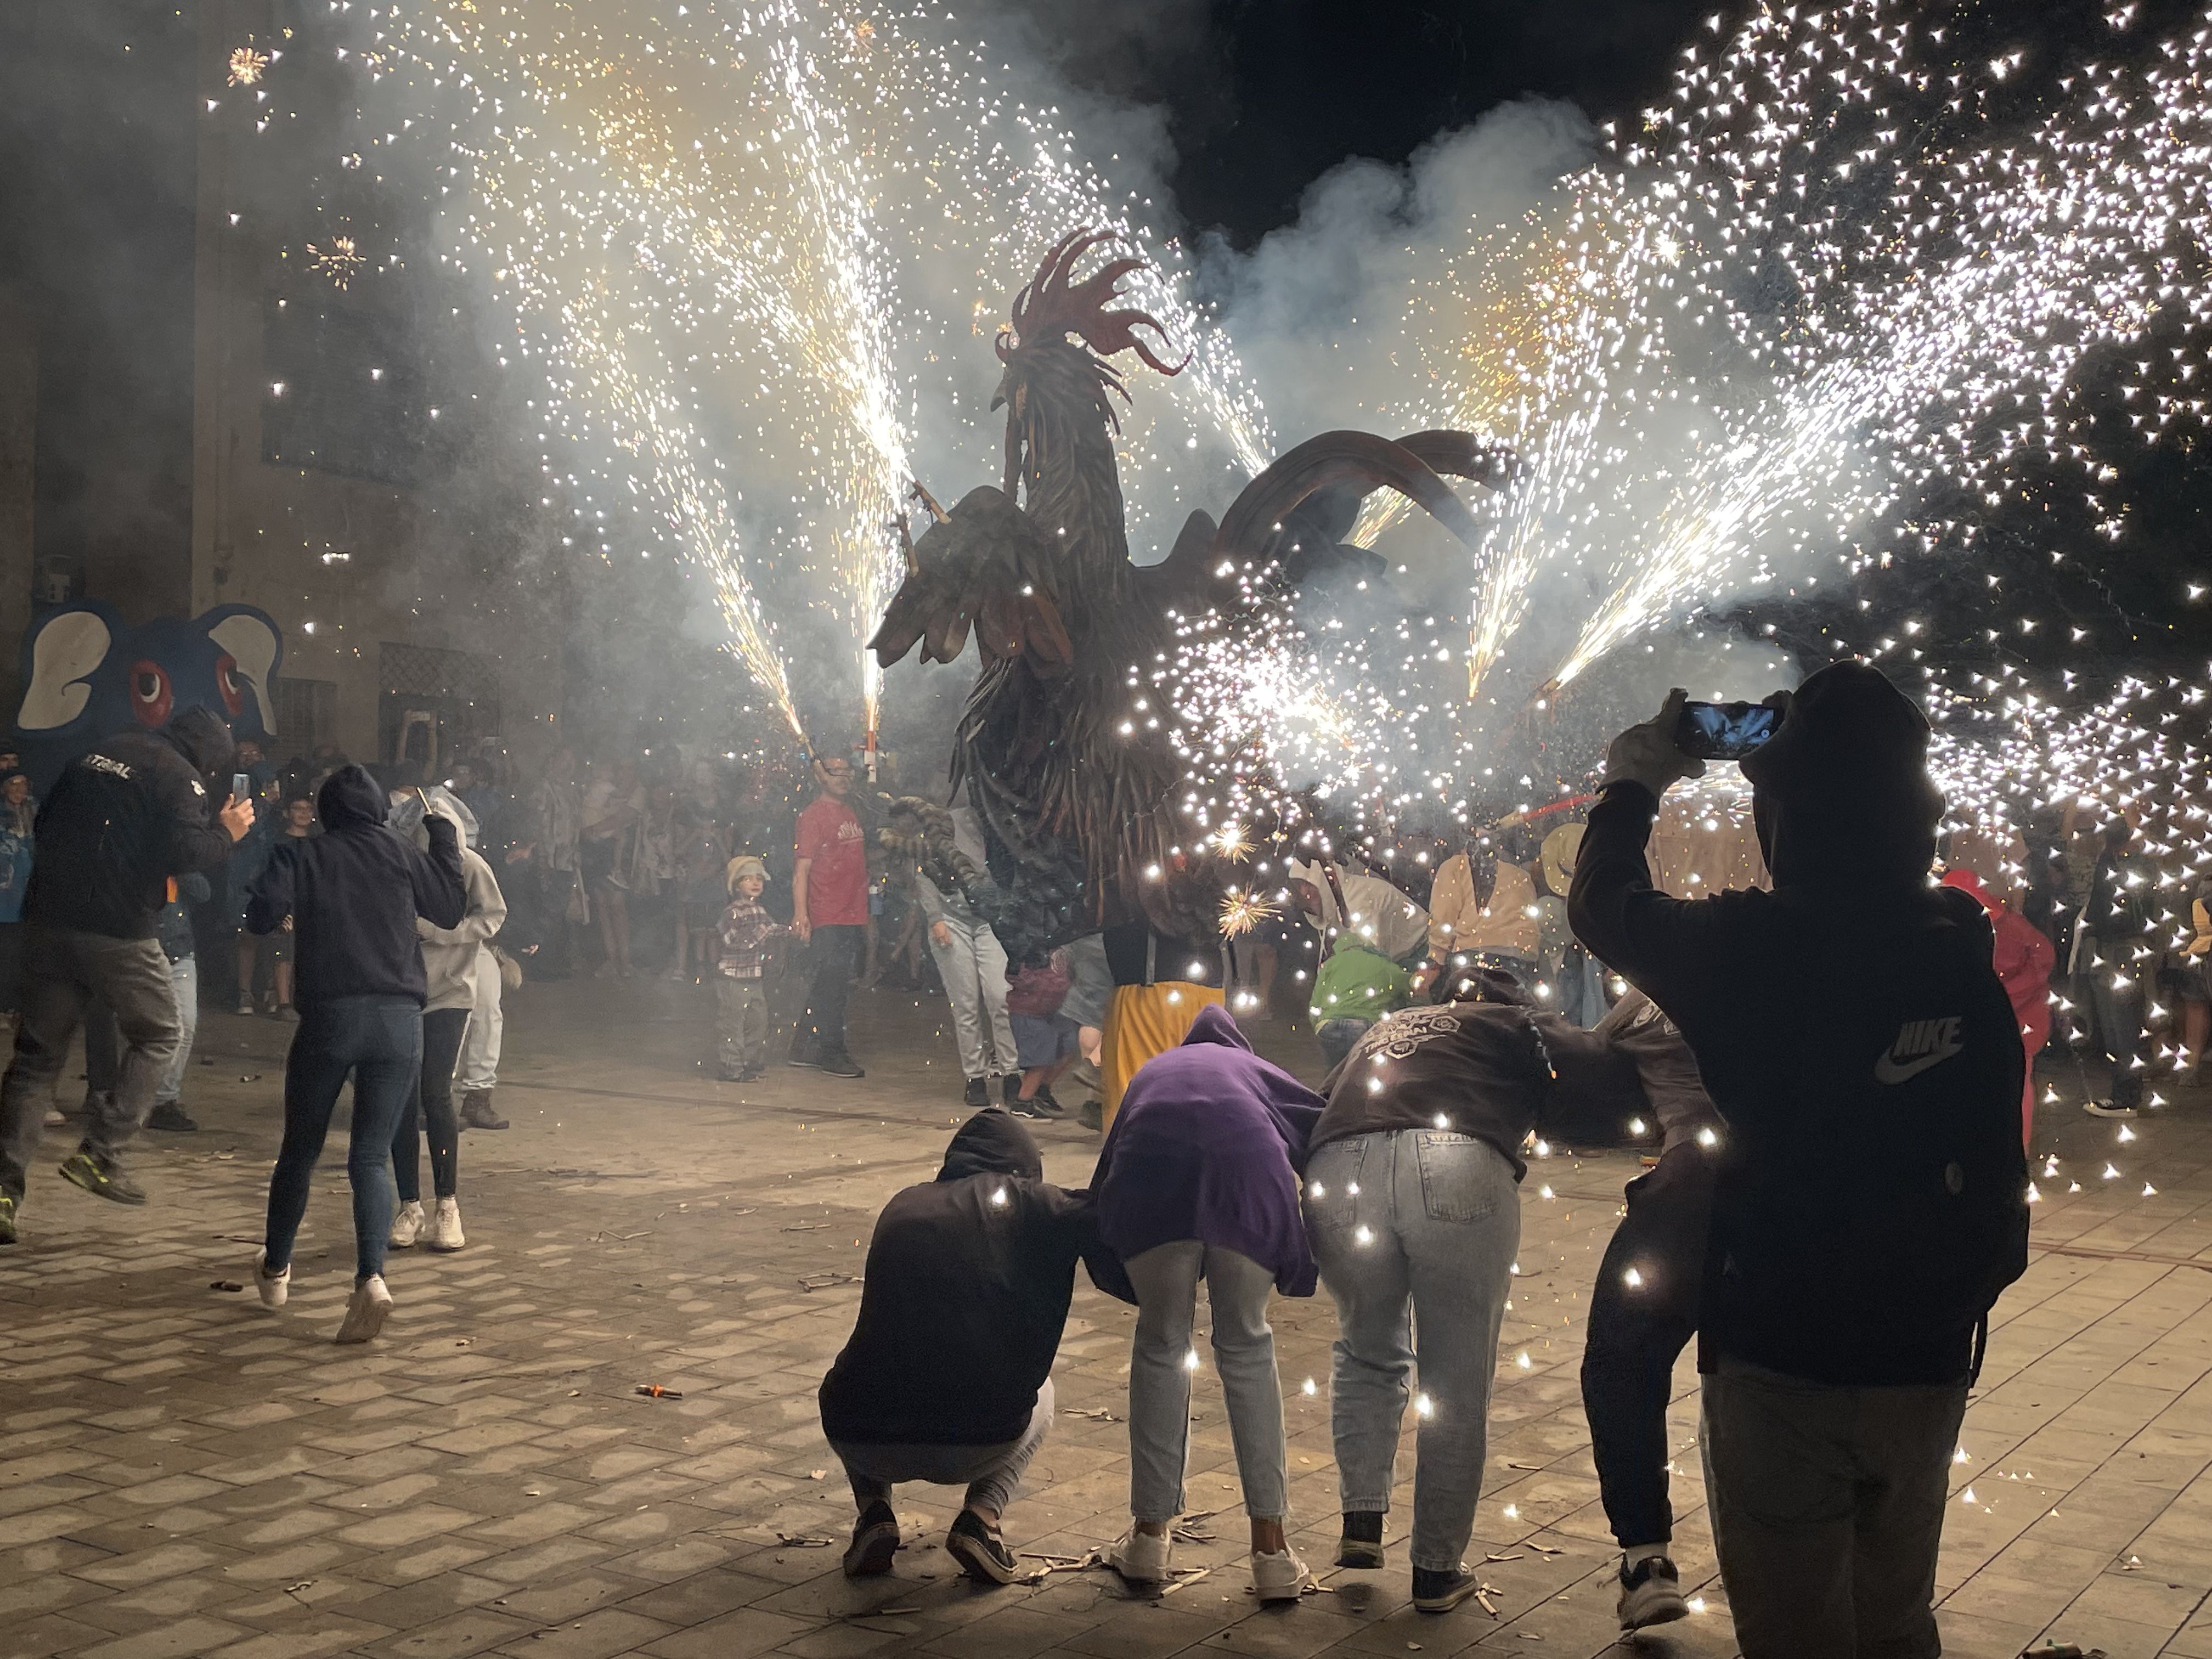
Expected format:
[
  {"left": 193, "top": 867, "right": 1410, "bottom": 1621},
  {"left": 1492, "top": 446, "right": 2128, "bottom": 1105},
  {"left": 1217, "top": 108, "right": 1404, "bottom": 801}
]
[{"left": 790, "top": 754, "right": 869, "bottom": 1077}]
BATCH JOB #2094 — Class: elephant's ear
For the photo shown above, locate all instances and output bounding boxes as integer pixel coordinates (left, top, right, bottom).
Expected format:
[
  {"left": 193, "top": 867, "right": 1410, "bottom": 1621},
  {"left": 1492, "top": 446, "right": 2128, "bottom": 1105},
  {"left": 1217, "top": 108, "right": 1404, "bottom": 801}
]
[
  {"left": 204, "top": 607, "right": 283, "bottom": 737},
  {"left": 17, "top": 605, "right": 116, "bottom": 732}
]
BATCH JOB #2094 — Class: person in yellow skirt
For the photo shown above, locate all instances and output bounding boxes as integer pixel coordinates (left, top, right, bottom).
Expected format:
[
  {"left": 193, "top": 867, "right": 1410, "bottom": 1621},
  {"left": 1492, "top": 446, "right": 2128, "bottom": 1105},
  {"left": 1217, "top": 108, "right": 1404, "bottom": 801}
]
[{"left": 1097, "top": 919, "right": 1224, "bottom": 1133}]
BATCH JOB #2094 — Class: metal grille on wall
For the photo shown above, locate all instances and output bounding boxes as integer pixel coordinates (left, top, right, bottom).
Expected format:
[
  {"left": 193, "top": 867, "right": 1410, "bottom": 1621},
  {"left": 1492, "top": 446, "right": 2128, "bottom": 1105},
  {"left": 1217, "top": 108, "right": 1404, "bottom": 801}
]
[
  {"left": 270, "top": 676, "right": 337, "bottom": 757},
  {"left": 377, "top": 642, "right": 498, "bottom": 704}
]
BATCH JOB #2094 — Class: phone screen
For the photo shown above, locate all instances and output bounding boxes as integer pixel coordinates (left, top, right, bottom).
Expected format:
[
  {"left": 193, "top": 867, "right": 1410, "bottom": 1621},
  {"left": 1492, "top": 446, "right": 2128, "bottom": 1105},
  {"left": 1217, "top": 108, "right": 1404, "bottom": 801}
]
[
  {"left": 1676, "top": 701, "right": 1780, "bottom": 761},
  {"left": 232, "top": 772, "right": 252, "bottom": 804}
]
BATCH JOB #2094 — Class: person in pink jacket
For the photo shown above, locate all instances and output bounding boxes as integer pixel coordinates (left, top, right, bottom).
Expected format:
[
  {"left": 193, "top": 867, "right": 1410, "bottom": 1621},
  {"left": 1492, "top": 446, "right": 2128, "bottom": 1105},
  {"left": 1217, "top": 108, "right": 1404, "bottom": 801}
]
[{"left": 1942, "top": 867, "right": 2053, "bottom": 1147}]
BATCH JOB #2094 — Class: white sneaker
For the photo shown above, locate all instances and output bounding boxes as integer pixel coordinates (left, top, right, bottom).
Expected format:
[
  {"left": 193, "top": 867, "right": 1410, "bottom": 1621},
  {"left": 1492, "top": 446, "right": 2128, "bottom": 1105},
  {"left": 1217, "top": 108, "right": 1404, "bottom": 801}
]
[
  {"left": 1251, "top": 1545, "right": 1310, "bottom": 1603},
  {"left": 335, "top": 1274, "right": 392, "bottom": 1344},
  {"left": 253, "top": 1248, "right": 289, "bottom": 1310},
  {"left": 388, "top": 1200, "right": 426, "bottom": 1248},
  {"left": 1109, "top": 1526, "right": 1173, "bottom": 1583},
  {"left": 427, "top": 1196, "right": 466, "bottom": 1252}
]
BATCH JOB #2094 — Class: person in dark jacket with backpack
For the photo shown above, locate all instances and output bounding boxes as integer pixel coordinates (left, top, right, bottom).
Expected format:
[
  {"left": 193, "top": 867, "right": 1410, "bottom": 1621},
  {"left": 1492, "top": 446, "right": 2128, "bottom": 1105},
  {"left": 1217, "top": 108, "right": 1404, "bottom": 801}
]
[
  {"left": 1570, "top": 669, "right": 2028, "bottom": 1659},
  {"left": 819, "top": 1109, "right": 1097, "bottom": 1587},
  {"left": 0, "top": 708, "right": 252, "bottom": 1238},
  {"left": 245, "top": 765, "right": 467, "bottom": 1344}
]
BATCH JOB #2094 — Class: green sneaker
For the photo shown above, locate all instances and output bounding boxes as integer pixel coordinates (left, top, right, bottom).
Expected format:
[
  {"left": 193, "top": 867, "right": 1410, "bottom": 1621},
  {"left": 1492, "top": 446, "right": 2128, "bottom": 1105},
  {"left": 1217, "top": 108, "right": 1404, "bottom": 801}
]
[
  {"left": 0, "top": 1193, "right": 16, "bottom": 1244},
  {"left": 59, "top": 1152, "right": 146, "bottom": 1206}
]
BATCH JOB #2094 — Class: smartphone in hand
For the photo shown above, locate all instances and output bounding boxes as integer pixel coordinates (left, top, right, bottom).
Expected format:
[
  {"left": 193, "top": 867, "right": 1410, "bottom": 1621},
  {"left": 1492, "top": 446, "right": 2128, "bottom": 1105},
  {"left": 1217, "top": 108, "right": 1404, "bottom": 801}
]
[
  {"left": 232, "top": 772, "right": 253, "bottom": 805},
  {"left": 1675, "top": 701, "right": 1780, "bottom": 761}
]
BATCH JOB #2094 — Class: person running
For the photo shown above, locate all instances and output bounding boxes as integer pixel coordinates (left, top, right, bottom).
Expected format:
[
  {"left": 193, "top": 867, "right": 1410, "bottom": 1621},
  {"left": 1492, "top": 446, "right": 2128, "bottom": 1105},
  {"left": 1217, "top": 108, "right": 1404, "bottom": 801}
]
[
  {"left": 1091, "top": 1005, "right": 1323, "bottom": 1604},
  {"left": 0, "top": 708, "right": 251, "bottom": 1240},
  {"left": 246, "top": 765, "right": 466, "bottom": 1343},
  {"left": 389, "top": 788, "right": 506, "bottom": 1253}
]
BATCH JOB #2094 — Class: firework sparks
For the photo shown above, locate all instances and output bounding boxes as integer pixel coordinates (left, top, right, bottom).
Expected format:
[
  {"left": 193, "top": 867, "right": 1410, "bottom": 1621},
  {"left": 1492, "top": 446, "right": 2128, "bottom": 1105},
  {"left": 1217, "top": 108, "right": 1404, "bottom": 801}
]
[
  {"left": 227, "top": 46, "right": 269, "bottom": 87},
  {"left": 306, "top": 236, "right": 364, "bottom": 291},
  {"left": 1218, "top": 887, "right": 1279, "bottom": 939}
]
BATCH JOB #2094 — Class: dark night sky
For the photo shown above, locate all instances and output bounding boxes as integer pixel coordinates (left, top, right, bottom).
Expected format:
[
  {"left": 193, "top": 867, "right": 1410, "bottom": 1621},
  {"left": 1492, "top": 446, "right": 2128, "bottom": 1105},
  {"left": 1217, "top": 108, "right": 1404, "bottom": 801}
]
[{"left": 1000, "top": 0, "right": 1717, "bottom": 246}]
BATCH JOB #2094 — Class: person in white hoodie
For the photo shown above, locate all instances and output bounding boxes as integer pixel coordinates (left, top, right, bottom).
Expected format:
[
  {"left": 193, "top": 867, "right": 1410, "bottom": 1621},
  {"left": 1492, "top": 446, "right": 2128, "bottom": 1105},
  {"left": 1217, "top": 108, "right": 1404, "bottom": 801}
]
[
  {"left": 1287, "top": 859, "right": 1431, "bottom": 968},
  {"left": 387, "top": 787, "right": 506, "bottom": 1252}
]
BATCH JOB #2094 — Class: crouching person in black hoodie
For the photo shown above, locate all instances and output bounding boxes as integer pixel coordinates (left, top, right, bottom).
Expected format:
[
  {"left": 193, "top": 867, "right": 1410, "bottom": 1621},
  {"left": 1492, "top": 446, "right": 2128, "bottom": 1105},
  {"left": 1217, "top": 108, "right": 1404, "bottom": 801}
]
[
  {"left": 819, "top": 1110, "right": 1097, "bottom": 1585},
  {"left": 246, "top": 766, "right": 466, "bottom": 1344},
  {"left": 1570, "top": 669, "right": 2028, "bottom": 1659}
]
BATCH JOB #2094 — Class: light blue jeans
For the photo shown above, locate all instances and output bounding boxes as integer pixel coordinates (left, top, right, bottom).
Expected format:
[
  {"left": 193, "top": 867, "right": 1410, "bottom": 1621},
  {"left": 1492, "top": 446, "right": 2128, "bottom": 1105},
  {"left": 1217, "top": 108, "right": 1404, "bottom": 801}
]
[
  {"left": 1305, "top": 1129, "right": 1521, "bottom": 1571},
  {"left": 154, "top": 956, "right": 198, "bottom": 1106},
  {"left": 1124, "top": 1241, "right": 1288, "bottom": 1523}
]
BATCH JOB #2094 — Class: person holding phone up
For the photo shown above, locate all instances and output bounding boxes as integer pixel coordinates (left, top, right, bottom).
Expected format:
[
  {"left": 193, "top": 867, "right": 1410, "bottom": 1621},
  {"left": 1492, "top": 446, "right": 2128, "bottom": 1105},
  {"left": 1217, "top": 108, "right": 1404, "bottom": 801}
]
[
  {"left": 0, "top": 708, "right": 254, "bottom": 1240},
  {"left": 1570, "top": 672, "right": 2027, "bottom": 1657}
]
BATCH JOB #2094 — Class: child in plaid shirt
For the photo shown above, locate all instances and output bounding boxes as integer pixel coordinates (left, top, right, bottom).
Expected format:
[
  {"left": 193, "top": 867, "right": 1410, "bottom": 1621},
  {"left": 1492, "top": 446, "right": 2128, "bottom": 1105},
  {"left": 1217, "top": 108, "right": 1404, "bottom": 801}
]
[{"left": 716, "top": 856, "right": 790, "bottom": 1080}]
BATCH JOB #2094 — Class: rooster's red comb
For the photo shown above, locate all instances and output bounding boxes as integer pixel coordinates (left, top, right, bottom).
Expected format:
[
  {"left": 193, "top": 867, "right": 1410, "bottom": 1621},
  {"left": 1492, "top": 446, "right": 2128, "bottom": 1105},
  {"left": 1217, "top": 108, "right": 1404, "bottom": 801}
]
[{"left": 995, "top": 228, "right": 1187, "bottom": 377}]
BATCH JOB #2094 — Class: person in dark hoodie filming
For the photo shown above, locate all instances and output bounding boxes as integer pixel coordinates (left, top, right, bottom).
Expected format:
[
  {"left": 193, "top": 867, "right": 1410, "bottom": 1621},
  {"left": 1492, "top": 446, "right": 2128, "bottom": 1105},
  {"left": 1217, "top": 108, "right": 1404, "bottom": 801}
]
[
  {"left": 245, "top": 766, "right": 467, "bottom": 1344},
  {"left": 0, "top": 707, "right": 252, "bottom": 1239},
  {"left": 819, "top": 1109, "right": 1095, "bottom": 1585},
  {"left": 1569, "top": 670, "right": 2028, "bottom": 1659}
]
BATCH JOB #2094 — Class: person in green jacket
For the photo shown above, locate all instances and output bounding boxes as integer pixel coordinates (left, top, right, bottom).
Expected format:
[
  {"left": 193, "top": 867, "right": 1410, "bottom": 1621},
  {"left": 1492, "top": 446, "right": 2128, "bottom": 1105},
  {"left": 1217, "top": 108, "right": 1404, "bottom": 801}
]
[{"left": 1310, "top": 939, "right": 1413, "bottom": 1068}]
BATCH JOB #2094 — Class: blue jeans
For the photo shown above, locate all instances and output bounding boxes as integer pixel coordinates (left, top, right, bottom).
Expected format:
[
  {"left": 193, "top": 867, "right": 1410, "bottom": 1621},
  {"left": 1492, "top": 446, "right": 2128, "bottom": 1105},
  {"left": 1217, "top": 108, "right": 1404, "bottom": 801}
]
[
  {"left": 1306, "top": 1129, "right": 1521, "bottom": 1572},
  {"left": 1315, "top": 1018, "right": 1373, "bottom": 1070},
  {"left": 154, "top": 956, "right": 198, "bottom": 1105},
  {"left": 262, "top": 996, "right": 422, "bottom": 1283}
]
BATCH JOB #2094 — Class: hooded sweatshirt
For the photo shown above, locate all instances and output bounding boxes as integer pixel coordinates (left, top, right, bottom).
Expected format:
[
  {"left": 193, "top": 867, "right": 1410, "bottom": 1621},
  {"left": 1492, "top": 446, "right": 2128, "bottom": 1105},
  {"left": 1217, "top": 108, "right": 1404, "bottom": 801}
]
[
  {"left": 819, "top": 1110, "right": 1097, "bottom": 1446},
  {"left": 1289, "top": 858, "right": 1431, "bottom": 963},
  {"left": 1569, "top": 662, "right": 2028, "bottom": 1386},
  {"left": 1091, "top": 1005, "right": 1326, "bottom": 1300},
  {"left": 246, "top": 765, "right": 467, "bottom": 1009},
  {"left": 26, "top": 708, "right": 239, "bottom": 940}
]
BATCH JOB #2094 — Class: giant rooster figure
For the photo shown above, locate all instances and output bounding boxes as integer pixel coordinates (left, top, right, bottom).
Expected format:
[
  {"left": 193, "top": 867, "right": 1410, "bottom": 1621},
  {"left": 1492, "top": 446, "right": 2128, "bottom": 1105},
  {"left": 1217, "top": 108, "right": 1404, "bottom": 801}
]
[{"left": 870, "top": 230, "right": 1504, "bottom": 962}]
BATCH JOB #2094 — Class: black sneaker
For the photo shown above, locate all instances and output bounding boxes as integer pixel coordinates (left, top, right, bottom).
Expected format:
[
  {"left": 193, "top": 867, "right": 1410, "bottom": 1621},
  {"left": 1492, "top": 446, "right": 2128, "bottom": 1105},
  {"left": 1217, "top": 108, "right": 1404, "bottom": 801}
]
[
  {"left": 1412, "top": 1565, "right": 1488, "bottom": 1613},
  {"left": 843, "top": 1500, "right": 899, "bottom": 1577},
  {"left": 1014, "top": 1087, "right": 1067, "bottom": 1119},
  {"left": 819, "top": 1052, "right": 865, "bottom": 1079},
  {"left": 1616, "top": 1554, "right": 1689, "bottom": 1629},
  {"left": 59, "top": 1150, "right": 146, "bottom": 1206},
  {"left": 716, "top": 1066, "right": 744, "bottom": 1082},
  {"left": 945, "top": 1508, "right": 1020, "bottom": 1585},
  {"left": 963, "top": 1076, "right": 989, "bottom": 1110},
  {"left": 787, "top": 1046, "right": 822, "bottom": 1070},
  {"left": 146, "top": 1101, "right": 198, "bottom": 1133},
  {"left": 1335, "top": 1511, "right": 1385, "bottom": 1570}
]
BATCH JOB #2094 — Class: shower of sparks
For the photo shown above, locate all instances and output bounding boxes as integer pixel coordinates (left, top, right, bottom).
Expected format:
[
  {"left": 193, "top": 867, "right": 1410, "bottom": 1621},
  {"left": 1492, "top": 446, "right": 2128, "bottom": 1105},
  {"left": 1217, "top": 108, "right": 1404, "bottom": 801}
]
[
  {"left": 306, "top": 236, "right": 364, "bottom": 291},
  {"left": 1155, "top": 0, "right": 2212, "bottom": 853},
  {"left": 227, "top": 47, "right": 270, "bottom": 87},
  {"left": 289, "top": 0, "right": 1272, "bottom": 738},
  {"left": 1217, "top": 887, "right": 1279, "bottom": 940}
]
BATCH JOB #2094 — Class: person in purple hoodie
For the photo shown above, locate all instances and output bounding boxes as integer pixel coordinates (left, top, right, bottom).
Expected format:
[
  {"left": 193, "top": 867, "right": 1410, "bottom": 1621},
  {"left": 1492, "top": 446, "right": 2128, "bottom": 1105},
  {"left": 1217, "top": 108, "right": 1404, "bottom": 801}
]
[{"left": 1090, "top": 1003, "right": 1323, "bottom": 1604}]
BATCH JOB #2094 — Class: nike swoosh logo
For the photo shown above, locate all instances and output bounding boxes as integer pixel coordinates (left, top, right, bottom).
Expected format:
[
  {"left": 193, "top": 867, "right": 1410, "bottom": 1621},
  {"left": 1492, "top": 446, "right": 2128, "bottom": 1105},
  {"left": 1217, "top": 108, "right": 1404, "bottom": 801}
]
[{"left": 1874, "top": 1049, "right": 1957, "bottom": 1085}]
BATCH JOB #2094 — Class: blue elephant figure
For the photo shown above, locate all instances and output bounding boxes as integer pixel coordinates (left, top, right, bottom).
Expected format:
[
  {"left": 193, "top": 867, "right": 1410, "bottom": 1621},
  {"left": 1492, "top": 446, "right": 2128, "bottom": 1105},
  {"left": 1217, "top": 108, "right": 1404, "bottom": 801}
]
[{"left": 11, "top": 602, "right": 285, "bottom": 794}]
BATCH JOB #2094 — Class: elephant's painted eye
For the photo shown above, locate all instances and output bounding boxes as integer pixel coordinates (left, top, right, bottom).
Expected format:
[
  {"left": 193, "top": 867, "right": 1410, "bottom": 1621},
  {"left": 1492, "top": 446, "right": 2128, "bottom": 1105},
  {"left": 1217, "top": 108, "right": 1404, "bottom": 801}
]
[
  {"left": 129, "top": 660, "right": 173, "bottom": 728},
  {"left": 215, "top": 653, "right": 247, "bottom": 718}
]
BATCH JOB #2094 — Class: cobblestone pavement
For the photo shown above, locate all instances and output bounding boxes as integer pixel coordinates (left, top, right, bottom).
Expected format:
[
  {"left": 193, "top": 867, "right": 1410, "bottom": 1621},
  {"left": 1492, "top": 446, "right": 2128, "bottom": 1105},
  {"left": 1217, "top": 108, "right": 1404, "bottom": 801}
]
[{"left": 7, "top": 976, "right": 2212, "bottom": 1658}]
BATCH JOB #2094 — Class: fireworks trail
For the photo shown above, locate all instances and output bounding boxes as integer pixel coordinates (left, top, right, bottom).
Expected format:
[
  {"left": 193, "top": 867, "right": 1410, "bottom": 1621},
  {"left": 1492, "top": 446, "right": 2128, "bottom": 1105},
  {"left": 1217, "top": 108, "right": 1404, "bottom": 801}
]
[{"left": 290, "top": 0, "right": 1275, "bottom": 742}]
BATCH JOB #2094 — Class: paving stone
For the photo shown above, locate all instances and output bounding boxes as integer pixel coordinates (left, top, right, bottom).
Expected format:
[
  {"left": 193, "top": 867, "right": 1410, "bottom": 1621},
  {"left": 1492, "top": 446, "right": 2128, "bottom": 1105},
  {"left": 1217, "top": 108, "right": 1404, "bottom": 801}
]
[{"left": 14, "top": 991, "right": 2212, "bottom": 1655}]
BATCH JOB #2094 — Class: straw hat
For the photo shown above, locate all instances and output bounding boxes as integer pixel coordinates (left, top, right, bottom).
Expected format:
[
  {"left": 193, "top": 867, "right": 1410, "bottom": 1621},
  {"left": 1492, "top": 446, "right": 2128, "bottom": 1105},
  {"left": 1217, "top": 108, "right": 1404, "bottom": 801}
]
[{"left": 1539, "top": 822, "right": 1584, "bottom": 898}]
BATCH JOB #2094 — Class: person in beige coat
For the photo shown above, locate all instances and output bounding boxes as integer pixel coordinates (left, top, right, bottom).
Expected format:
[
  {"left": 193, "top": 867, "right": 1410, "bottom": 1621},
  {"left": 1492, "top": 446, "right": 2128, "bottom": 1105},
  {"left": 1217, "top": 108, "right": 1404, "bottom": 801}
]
[
  {"left": 389, "top": 789, "right": 507, "bottom": 1252},
  {"left": 1426, "top": 840, "right": 1542, "bottom": 985}
]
